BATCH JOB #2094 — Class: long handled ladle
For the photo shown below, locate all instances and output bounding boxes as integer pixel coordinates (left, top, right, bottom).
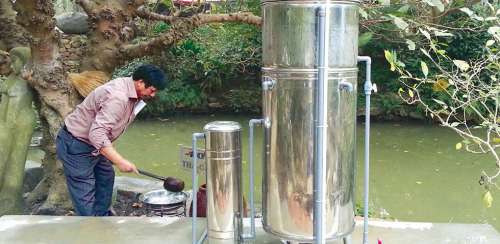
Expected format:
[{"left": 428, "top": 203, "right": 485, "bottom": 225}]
[{"left": 137, "top": 169, "right": 185, "bottom": 192}]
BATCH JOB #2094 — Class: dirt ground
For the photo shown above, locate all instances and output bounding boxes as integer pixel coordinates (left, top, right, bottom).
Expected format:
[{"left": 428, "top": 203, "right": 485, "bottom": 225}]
[{"left": 24, "top": 193, "right": 163, "bottom": 217}]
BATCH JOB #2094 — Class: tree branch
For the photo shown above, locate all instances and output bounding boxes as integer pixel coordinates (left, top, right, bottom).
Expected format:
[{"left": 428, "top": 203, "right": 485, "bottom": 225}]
[
  {"left": 136, "top": 5, "right": 176, "bottom": 23},
  {"left": 15, "top": 0, "right": 75, "bottom": 119},
  {"left": 198, "top": 12, "right": 261, "bottom": 26},
  {"left": 113, "top": 12, "right": 260, "bottom": 69},
  {"left": 432, "top": 0, "right": 482, "bottom": 20}
]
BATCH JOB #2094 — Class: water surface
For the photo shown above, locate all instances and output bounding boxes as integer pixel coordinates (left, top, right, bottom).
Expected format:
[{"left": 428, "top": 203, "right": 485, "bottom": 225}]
[{"left": 27, "top": 114, "right": 500, "bottom": 230}]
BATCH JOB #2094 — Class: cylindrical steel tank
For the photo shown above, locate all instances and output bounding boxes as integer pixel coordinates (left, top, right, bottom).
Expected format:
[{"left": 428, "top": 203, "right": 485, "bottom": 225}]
[
  {"left": 261, "top": 0, "right": 359, "bottom": 242},
  {"left": 204, "top": 121, "right": 243, "bottom": 243}
]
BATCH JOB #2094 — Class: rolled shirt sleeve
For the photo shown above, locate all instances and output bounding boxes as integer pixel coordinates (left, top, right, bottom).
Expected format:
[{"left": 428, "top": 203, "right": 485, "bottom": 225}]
[{"left": 88, "top": 95, "right": 126, "bottom": 150}]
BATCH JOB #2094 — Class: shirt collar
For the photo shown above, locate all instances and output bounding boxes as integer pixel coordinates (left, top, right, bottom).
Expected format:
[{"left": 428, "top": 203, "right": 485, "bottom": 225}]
[{"left": 125, "top": 77, "right": 138, "bottom": 99}]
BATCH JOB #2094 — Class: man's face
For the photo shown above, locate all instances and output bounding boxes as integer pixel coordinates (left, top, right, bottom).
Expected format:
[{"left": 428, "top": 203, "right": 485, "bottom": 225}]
[{"left": 137, "top": 80, "right": 158, "bottom": 99}]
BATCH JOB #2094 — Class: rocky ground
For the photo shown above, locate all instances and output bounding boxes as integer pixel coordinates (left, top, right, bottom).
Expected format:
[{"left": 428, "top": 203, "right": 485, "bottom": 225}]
[
  {"left": 22, "top": 174, "right": 181, "bottom": 217},
  {"left": 22, "top": 165, "right": 261, "bottom": 218},
  {"left": 24, "top": 192, "right": 151, "bottom": 217}
]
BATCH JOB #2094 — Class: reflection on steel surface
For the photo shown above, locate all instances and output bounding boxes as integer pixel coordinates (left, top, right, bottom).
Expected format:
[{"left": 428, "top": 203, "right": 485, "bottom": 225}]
[
  {"left": 262, "top": 1, "right": 359, "bottom": 69},
  {"left": 261, "top": 69, "right": 357, "bottom": 242},
  {"left": 260, "top": 0, "right": 359, "bottom": 241},
  {"left": 204, "top": 121, "right": 243, "bottom": 243}
]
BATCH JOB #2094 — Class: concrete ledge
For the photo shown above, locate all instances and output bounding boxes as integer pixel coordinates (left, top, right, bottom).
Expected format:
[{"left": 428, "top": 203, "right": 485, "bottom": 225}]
[{"left": 0, "top": 215, "right": 499, "bottom": 244}]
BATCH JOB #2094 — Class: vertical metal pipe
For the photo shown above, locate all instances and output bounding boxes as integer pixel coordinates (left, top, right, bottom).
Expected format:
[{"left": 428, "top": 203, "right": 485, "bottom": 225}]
[
  {"left": 192, "top": 133, "right": 206, "bottom": 244},
  {"left": 243, "top": 119, "right": 263, "bottom": 239},
  {"left": 358, "top": 56, "right": 372, "bottom": 244},
  {"left": 314, "top": 4, "right": 328, "bottom": 244}
]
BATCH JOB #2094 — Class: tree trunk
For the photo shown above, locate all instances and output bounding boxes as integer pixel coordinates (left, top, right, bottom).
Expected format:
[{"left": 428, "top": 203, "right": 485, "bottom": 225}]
[
  {"left": 0, "top": 0, "right": 28, "bottom": 50},
  {"left": 15, "top": 0, "right": 81, "bottom": 212}
]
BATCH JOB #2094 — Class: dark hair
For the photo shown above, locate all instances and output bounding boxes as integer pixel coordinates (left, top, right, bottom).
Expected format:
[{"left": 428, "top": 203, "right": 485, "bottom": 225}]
[{"left": 132, "top": 64, "right": 167, "bottom": 90}]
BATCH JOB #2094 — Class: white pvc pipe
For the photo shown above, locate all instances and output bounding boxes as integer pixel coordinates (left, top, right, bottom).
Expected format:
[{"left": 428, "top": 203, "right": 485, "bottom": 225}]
[
  {"left": 191, "top": 133, "right": 206, "bottom": 244},
  {"left": 358, "top": 56, "right": 372, "bottom": 244},
  {"left": 243, "top": 119, "right": 262, "bottom": 239}
]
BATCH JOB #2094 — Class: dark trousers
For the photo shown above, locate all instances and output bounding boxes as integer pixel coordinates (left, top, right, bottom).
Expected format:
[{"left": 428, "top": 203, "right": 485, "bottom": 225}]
[{"left": 56, "top": 125, "right": 115, "bottom": 216}]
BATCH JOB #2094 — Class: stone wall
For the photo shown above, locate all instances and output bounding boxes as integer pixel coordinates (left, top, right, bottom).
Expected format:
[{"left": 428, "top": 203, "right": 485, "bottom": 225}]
[{"left": 59, "top": 34, "right": 87, "bottom": 73}]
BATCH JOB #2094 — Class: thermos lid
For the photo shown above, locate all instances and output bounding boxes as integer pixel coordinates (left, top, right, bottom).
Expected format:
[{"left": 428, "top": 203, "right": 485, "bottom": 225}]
[{"left": 203, "top": 121, "right": 243, "bottom": 132}]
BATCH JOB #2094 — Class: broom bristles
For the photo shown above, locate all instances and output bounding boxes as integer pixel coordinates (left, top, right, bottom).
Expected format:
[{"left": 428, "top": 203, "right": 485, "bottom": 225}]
[{"left": 69, "top": 71, "right": 110, "bottom": 98}]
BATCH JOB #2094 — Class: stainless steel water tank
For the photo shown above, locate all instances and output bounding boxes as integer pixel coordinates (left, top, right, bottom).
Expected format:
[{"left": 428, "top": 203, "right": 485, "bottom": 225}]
[
  {"left": 261, "top": 0, "right": 359, "bottom": 242},
  {"left": 204, "top": 121, "right": 243, "bottom": 243},
  {"left": 262, "top": 0, "right": 360, "bottom": 69}
]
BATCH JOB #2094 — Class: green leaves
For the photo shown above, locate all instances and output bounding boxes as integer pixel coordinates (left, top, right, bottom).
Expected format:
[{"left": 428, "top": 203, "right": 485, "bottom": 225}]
[
  {"left": 453, "top": 60, "right": 470, "bottom": 71},
  {"left": 359, "top": 32, "right": 373, "bottom": 47},
  {"left": 460, "top": 7, "right": 474, "bottom": 17},
  {"left": 421, "top": 61, "right": 429, "bottom": 77},
  {"left": 384, "top": 50, "right": 405, "bottom": 71},
  {"left": 430, "top": 0, "right": 445, "bottom": 12},
  {"left": 422, "top": 0, "right": 444, "bottom": 12},
  {"left": 385, "top": 50, "right": 395, "bottom": 71},
  {"left": 162, "top": 0, "right": 173, "bottom": 7},
  {"left": 406, "top": 39, "right": 416, "bottom": 51},
  {"left": 359, "top": 8, "right": 368, "bottom": 19},
  {"left": 419, "top": 28, "right": 431, "bottom": 40},
  {"left": 392, "top": 16, "right": 408, "bottom": 31},
  {"left": 398, "top": 5, "right": 410, "bottom": 13}
]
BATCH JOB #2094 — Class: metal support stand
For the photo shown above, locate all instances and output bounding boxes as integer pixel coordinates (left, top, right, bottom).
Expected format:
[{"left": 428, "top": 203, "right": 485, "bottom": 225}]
[{"left": 343, "top": 235, "right": 352, "bottom": 244}]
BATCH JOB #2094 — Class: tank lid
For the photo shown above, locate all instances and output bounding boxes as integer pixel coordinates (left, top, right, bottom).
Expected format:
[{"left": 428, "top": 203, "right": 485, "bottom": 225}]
[{"left": 204, "top": 121, "right": 243, "bottom": 132}]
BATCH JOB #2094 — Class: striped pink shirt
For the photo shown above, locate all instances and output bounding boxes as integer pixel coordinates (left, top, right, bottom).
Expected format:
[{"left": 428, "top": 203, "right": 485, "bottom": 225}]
[{"left": 64, "top": 77, "right": 139, "bottom": 150}]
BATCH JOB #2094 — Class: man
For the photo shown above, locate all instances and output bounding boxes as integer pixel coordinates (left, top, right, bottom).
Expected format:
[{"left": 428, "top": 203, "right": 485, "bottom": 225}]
[{"left": 56, "top": 64, "right": 167, "bottom": 216}]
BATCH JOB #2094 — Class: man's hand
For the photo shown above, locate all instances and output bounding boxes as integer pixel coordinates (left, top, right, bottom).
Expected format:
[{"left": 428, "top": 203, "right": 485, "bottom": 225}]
[
  {"left": 100, "top": 146, "right": 139, "bottom": 175},
  {"left": 115, "top": 158, "right": 139, "bottom": 175}
]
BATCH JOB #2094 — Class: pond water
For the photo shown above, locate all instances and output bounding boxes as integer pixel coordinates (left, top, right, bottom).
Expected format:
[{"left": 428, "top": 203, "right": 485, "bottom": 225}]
[{"left": 27, "top": 114, "right": 500, "bottom": 230}]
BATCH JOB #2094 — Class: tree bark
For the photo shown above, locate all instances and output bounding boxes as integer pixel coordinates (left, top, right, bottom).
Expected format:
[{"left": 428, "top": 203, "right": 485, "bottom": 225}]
[
  {"left": 15, "top": 0, "right": 80, "bottom": 211},
  {"left": 77, "top": 0, "right": 148, "bottom": 73},
  {"left": 0, "top": 0, "right": 28, "bottom": 50}
]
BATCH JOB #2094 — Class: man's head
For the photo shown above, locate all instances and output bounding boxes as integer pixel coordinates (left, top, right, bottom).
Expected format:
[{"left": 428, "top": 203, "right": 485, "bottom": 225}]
[{"left": 132, "top": 64, "right": 167, "bottom": 99}]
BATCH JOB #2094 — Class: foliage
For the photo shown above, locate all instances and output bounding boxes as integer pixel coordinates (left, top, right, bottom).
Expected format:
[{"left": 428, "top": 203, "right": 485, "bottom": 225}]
[
  {"left": 359, "top": 1, "right": 500, "bottom": 116},
  {"left": 113, "top": 19, "right": 262, "bottom": 117},
  {"left": 147, "top": 22, "right": 261, "bottom": 115},
  {"left": 227, "top": 88, "right": 261, "bottom": 113},
  {"left": 355, "top": 203, "right": 375, "bottom": 218},
  {"left": 385, "top": 3, "right": 500, "bottom": 206},
  {"left": 151, "top": 22, "right": 169, "bottom": 36}
]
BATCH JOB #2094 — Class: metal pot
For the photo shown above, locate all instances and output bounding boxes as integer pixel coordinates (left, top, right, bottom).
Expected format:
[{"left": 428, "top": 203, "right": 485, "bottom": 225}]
[{"left": 139, "top": 189, "right": 190, "bottom": 208}]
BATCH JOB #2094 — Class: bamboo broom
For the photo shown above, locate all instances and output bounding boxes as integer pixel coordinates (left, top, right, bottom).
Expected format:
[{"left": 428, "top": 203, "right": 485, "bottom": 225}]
[{"left": 68, "top": 71, "right": 110, "bottom": 98}]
